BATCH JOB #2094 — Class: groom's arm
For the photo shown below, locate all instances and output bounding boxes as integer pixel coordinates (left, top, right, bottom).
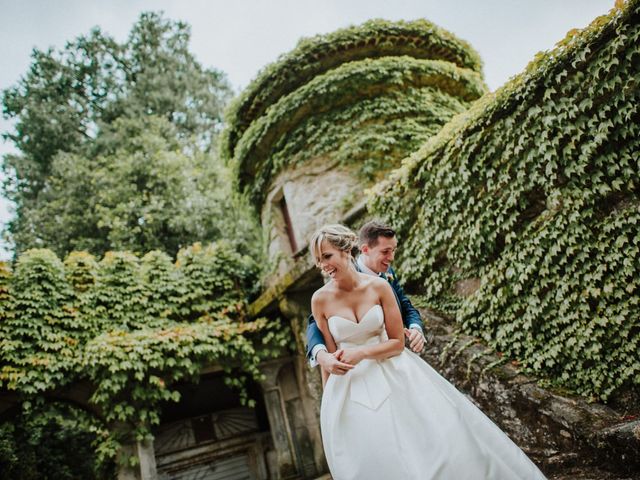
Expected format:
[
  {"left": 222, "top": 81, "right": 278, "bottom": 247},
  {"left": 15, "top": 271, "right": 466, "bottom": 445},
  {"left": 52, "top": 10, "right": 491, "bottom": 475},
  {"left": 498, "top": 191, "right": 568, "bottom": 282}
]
[
  {"left": 388, "top": 268, "right": 423, "bottom": 331},
  {"left": 306, "top": 314, "right": 327, "bottom": 366},
  {"left": 388, "top": 268, "right": 426, "bottom": 352},
  {"left": 306, "top": 314, "right": 354, "bottom": 375}
]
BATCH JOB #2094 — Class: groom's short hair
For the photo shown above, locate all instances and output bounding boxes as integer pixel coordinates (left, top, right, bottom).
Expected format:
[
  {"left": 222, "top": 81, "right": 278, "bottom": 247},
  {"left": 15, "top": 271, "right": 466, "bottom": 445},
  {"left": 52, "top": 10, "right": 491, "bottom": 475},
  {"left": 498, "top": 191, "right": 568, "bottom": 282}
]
[{"left": 359, "top": 221, "right": 396, "bottom": 247}]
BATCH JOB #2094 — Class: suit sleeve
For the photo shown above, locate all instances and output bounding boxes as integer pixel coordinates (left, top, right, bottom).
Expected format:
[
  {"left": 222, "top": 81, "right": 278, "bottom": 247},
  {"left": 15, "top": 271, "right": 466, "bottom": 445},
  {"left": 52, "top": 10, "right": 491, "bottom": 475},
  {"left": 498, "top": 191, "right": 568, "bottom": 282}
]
[
  {"left": 305, "top": 313, "right": 326, "bottom": 359},
  {"left": 389, "top": 268, "right": 423, "bottom": 330}
]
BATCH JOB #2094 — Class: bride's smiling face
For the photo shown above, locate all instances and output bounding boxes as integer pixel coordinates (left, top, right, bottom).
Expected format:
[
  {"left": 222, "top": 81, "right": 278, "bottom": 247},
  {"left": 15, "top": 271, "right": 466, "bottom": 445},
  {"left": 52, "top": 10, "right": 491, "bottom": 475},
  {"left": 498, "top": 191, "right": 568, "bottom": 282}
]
[{"left": 318, "top": 241, "right": 351, "bottom": 279}]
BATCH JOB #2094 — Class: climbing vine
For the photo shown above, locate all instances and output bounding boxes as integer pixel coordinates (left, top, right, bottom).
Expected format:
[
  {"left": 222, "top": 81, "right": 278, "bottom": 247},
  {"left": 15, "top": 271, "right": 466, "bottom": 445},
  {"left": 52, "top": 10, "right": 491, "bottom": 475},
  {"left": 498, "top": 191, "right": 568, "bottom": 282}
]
[
  {"left": 267, "top": 86, "right": 469, "bottom": 185},
  {"left": 0, "top": 243, "right": 291, "bottom": 467},
  {"left": 370, "top": 0, "right": 640, "bottom": 400},
  {"left": 222, "top": 18, "right": 484, "bottom": 162},
  {"left": 228, "top": 56, "right": 486, "bottom": 205}
]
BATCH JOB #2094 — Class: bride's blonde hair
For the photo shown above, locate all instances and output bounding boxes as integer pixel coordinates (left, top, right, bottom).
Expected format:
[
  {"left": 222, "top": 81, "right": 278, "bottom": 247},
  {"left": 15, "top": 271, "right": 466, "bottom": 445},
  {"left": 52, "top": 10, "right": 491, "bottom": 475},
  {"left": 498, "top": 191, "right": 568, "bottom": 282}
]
[{"left": 310, "top": 224, "right": 359, "bottom": 266}]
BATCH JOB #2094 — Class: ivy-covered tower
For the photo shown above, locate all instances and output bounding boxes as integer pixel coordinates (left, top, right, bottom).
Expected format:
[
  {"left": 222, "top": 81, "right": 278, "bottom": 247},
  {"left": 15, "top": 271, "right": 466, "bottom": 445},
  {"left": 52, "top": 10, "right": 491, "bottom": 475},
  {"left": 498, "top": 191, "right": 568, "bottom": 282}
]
[
  {"left": 221, "top": 20, "right": 488, "bottom": 479},
  {"left": 223, "top": 20, "right": 488, "bottom": 281}
]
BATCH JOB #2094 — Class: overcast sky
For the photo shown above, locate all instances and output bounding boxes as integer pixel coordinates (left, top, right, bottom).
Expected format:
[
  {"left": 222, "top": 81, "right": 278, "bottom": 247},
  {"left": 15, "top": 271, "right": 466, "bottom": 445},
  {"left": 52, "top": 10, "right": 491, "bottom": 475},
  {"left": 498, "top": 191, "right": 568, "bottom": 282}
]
[{"left": 0, "top": 0, "right": 614, "bottom": 259}]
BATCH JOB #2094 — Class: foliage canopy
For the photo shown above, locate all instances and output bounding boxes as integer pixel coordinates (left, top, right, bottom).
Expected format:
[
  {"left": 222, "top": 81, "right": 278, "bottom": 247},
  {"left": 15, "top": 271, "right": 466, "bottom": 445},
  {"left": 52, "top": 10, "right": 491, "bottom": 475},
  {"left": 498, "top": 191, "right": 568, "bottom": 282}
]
[
  {"left": 231, "top": 57, "right": 486, "bottom": 206},
  {"left": 1, "top": 12, "right": 256, "bottom": 259},
  {"left": 0, "top": 12, "right": 270, "bottom": 476},
  {"left": 0, "top": 244, "right": 291, "bottom": 475},
  {"left": 221, "top": 18, "right": 484, "bottom": 162}
]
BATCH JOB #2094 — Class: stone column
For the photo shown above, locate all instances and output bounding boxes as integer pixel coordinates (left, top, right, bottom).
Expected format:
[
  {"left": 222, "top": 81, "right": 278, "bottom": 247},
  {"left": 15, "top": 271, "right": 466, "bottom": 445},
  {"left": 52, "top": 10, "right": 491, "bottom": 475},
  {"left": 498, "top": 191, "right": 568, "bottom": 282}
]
[
  {"left": 259, "top": 359, "right": 299, "bottom": 479},
  {"left": 279, "top": 294, "right": 327, "bottom": 474},
  {"left": 117, "top": 438, "right": 158, "bottom": 480}
]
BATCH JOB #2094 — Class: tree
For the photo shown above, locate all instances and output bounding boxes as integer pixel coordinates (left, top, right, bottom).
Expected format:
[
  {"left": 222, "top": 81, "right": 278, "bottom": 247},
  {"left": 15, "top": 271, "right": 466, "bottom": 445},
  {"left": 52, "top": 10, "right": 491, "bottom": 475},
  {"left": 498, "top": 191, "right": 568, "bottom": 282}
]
[
  {"left": 28, "top": 115, "right": 258, "bottom": 258},
  {"left": 2, "top": 12, "right": 238, "bottom": 256},
  {"left": 0, "top": 403, "right": 113, "bottom": 480},
  {"left": 88, "top": 116, "right": 259, "bottom": 257}
]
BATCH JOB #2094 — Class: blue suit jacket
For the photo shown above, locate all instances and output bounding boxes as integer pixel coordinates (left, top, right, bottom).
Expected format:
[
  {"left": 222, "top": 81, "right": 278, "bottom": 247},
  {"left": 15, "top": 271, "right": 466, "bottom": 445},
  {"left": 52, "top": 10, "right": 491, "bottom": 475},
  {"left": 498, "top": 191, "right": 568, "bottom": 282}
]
[{"left": 305, "top": 266, "right": 423, "bottom": 358}]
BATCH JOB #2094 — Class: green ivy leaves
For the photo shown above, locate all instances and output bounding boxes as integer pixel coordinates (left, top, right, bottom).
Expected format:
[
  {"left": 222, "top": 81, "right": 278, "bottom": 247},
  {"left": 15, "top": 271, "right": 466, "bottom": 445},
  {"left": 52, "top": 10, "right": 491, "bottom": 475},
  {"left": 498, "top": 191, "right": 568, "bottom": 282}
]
[
  {"left": 222, "top": 18, "right": 484, "bottom": 161},
  {"left": 0, "top": 242, "right": 291, "bottom": 461},
  {"left": 229, "top": 56, "right": 487, "bottom": 206},
  {"left": 370, "top": 0, "right": 640, "bottom": 401}
]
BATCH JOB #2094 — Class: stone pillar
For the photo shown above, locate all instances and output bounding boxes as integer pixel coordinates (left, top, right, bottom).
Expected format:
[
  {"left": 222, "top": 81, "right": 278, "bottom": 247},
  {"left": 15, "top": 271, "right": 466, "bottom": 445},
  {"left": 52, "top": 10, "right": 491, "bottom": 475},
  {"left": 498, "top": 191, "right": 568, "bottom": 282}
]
[
  {"left": 260, "top": 359, "right": 299, "bottom": 479},
  {"left": 278, "top": 294, "right": 327, "bottom": 474},
  {"left": 117, "top": 439, "right": 158, "bottom": 480},
  {"left": 292, "top": 356, "right": 326, "bottom": 474},
  {"left": 138, "top": 440, "right": 158, "bottom": 480}
]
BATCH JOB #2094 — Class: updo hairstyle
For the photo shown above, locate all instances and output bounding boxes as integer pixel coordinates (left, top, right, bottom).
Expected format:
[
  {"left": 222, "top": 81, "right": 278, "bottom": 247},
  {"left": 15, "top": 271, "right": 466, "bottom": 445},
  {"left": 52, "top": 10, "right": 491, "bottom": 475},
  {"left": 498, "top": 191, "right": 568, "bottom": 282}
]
[{"left": 310, "top": 224, "right": 359, "bottom": 266}]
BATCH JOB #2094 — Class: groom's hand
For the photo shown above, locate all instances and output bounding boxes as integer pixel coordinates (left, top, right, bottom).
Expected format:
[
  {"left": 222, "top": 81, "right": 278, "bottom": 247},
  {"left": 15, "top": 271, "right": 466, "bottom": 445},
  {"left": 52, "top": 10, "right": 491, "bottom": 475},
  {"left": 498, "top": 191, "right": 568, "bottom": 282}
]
[
  {"left": 317, "top": 349, "right": 354, "bottom": 375},
  {"left": 404, "top": 328, "right": 425, "bottom": 352}
]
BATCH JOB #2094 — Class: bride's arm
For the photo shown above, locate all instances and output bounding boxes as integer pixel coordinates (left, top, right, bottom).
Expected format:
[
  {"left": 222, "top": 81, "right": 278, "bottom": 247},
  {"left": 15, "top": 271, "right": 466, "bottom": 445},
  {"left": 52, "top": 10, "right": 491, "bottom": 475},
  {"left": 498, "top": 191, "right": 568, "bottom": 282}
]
[{"left": 341, "top": 279, "right": 405, "bottom": 364}]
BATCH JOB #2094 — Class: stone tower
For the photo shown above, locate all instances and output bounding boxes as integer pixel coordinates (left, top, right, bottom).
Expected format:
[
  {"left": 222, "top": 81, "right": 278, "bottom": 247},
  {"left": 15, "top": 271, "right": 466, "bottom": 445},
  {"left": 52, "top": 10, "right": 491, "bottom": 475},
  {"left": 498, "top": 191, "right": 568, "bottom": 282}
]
[
  {"left": 223, "top": 19, "right": 488, "bottom": 283},
  {"left": 219, "top": 18, "right": 488, "bottom": 479}
]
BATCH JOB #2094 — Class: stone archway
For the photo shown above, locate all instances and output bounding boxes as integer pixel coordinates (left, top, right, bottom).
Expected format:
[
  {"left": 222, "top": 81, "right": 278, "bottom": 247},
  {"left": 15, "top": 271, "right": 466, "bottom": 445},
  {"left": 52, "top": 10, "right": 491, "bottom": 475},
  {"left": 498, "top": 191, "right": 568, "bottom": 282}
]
[{"left": 151, "top": 373, "right": 271, "bottom": 480}]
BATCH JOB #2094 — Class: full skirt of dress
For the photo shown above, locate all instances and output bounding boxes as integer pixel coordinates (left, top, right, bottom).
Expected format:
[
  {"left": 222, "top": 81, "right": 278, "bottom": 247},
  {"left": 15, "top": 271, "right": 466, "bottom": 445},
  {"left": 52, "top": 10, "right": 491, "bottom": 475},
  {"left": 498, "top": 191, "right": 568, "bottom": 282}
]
[{"left": 320, "top": 306, "right": 547, "bottom": 480}]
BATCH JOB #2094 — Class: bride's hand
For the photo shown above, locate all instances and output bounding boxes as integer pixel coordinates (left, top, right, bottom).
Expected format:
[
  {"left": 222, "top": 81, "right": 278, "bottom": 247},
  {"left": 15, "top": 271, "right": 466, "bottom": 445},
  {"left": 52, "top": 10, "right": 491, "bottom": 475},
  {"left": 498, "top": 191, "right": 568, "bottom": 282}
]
[
  {"left": 340, "top": 347, "right": 365, "bottom": 366},
  {"left": 317, "top": 349, "right": 354, "bottom": 375}
]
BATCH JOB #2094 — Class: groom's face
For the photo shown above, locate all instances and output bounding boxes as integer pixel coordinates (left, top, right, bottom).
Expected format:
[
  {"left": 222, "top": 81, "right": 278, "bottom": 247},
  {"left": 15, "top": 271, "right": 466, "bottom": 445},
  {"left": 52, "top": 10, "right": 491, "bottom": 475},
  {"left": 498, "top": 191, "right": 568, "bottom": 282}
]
[{"left": 361, "top": 235, "right": 397, "bottom": 274}]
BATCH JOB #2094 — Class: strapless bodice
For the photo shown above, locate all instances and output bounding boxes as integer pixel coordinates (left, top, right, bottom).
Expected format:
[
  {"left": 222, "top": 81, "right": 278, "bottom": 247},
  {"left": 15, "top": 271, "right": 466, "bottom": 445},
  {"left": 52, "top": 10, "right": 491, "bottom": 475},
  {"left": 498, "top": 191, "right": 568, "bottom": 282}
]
[{"left": 328, "top": 304, "right": 388, "bottom": 349}]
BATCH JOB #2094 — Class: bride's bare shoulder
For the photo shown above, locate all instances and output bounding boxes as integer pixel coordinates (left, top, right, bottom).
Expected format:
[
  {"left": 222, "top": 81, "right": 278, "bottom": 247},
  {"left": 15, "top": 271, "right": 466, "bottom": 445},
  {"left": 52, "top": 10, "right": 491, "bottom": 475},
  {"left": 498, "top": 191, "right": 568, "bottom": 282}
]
[
  {"left": 367, "top": 275, "right": 392, "bottom": 294},
  {"left": 311, "top": 284, "right": 333, "bottom": 307},
  {"left": 357, "top": 272, "right": 373, "bottom": 282},
  {"left": 311, "top": 287, "right": 334, "bottom": 325},
  {"left": 360, "top": 273, "right": 387, "bottom": 287}
]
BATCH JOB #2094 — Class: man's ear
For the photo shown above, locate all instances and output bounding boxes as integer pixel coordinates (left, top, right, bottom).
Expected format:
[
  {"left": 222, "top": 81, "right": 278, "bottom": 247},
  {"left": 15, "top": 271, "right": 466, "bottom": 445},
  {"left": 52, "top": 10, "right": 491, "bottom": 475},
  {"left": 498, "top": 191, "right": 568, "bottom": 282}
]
[{"left": 360, "top": 244, "right": 369, "bottom": 255}]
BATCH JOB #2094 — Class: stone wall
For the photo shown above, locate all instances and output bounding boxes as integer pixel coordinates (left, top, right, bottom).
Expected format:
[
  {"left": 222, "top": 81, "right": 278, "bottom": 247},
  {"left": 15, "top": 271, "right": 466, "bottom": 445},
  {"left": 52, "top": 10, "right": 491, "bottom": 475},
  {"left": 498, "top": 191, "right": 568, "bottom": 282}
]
[
  {"left": 418, "top": 307, "right": 640, "bottom": 478},
  {"left": 262, "top": 157, "right": 362, "bottom": 287}
]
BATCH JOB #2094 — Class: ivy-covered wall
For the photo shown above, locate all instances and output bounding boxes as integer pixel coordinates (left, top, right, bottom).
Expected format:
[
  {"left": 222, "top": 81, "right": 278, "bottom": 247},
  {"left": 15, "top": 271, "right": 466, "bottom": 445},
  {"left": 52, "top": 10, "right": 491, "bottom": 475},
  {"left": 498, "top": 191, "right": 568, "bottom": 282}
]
[
  {"left": 370, "top": 0, "right": 639, "bottom": 401},
  {"left": 222, "top": 19, "right": 488, "bottom": 207},
  {"left": 0, "top": 244, "right": 290, "bottom": 464}
]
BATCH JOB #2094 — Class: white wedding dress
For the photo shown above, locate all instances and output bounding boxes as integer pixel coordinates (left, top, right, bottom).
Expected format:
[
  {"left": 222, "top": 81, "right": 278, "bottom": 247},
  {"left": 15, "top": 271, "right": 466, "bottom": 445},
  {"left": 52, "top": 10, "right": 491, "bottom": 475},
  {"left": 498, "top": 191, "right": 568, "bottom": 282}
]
[{"left": 320, "top": 304, "right": 547, "bottom": 480}]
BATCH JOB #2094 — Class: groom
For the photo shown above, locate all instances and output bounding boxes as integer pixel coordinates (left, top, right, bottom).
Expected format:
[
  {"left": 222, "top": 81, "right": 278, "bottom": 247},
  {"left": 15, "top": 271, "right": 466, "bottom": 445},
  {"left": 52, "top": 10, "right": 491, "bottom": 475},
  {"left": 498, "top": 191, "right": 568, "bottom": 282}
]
[{"left": 306, "top": 220, "right": 425, "bottom": 375}]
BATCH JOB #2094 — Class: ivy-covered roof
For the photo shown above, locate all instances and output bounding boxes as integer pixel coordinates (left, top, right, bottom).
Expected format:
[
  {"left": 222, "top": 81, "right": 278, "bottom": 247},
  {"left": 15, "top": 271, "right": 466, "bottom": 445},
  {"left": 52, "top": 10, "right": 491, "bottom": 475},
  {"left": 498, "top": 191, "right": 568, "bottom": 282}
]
[
  {"left": 0, "top": 244, "right": 291, "bottom": 464},
  {"left": 222, "top": 18, "right": 484, "bottom": 163},
  {"left": 234, "top": 57, "right": 486, "bottom": 201}
]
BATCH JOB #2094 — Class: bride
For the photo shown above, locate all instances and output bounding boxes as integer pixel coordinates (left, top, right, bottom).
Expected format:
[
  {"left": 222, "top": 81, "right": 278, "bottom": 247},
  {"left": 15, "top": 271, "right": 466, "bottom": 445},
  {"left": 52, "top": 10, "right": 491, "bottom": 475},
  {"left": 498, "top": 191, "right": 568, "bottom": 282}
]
[{"left": 310, "top": 224, "right": 547, "bottom": 480}]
